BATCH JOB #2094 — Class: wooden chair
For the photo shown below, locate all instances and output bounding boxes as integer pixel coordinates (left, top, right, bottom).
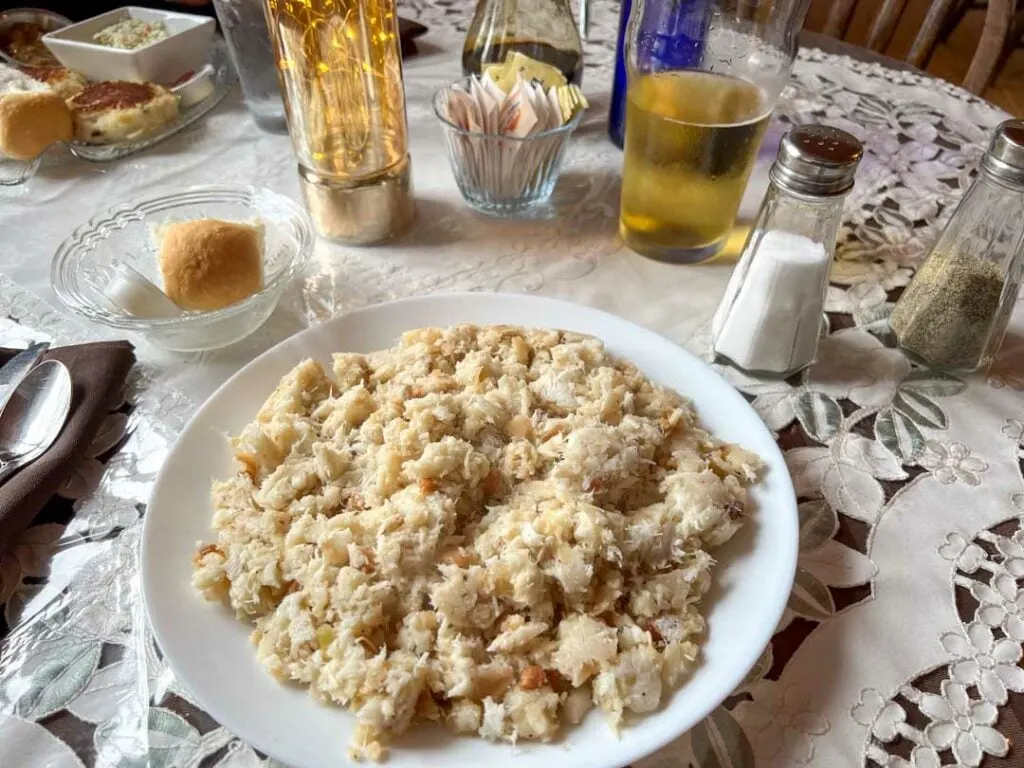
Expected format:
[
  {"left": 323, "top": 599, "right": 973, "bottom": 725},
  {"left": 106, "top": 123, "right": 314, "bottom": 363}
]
[
  {"left": 821, "top": 0, "right": 1014, "bottom": 94},
  {"left": 939, "top": 0, "right": 1024, "bottom": 91}
]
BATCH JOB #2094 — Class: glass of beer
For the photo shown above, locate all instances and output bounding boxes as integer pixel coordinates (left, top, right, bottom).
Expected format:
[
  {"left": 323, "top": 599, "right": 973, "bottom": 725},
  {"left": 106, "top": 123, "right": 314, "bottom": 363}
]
[{"left": 619, "top": 0, "right": 808, "bottom": 263}]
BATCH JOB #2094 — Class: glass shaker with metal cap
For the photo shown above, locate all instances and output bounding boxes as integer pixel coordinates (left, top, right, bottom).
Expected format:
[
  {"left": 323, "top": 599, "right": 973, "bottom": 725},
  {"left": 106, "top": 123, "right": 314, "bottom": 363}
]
[
  {"left": 890, "top": 119, "right": 1024, "bottom": 372},
  {"left": 712, "top": 125, "right": 864, "bottom": 377}
]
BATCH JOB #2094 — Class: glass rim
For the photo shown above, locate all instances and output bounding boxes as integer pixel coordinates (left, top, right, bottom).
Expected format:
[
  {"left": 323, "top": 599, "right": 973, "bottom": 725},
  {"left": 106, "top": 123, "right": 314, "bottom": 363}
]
[{"left": 432, "top": 82, "right": 582, "bottom": 143}]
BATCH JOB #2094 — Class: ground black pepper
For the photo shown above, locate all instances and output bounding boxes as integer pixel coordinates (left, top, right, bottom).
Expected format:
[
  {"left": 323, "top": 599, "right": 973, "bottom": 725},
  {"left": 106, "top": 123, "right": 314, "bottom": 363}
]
[{"left": 890, "top": 251, "right": 1007, "bottom": 370}]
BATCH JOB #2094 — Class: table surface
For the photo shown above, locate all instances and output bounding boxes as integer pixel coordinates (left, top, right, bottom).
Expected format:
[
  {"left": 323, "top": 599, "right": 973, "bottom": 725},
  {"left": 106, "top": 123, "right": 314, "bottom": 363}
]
[
  {"left": 1, "top": 3, "right": 1022, "bottom": 768},
  {"left": 801, "top": 30, "right": 916, "bottom": 71}
]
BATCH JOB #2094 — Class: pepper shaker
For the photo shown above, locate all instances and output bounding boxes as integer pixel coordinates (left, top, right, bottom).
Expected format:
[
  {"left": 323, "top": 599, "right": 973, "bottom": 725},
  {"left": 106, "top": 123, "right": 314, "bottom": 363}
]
[
  {"left": 890, "top": 119, "right": 1024, "bottom": 372},
  {"left": 711, "top": 125, "right": 863, "bottom": 377}
]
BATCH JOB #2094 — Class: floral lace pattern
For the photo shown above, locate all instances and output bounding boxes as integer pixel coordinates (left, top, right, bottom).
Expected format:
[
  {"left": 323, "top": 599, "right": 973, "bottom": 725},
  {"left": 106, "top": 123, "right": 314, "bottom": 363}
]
[
  {"left": 1, "top": 2, "right": 1023, "bottom": 767},
  {"left": 851, "top": 520, "right": 1024, "bottom": 768}
]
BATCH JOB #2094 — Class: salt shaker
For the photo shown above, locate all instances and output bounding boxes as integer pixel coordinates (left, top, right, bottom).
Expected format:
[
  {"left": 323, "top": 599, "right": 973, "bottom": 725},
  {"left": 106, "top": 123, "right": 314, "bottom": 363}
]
[
  {"left": 712, "top": 125, "right": 863, "bottom": 377},
  {"left": 890, "top": 119, "right": 1024, "bottom": 372}
]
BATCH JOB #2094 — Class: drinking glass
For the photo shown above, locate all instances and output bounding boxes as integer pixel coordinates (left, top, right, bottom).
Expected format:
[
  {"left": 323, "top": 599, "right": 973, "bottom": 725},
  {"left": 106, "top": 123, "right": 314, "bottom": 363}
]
[
  {"left": 212, "top": 0, "right": 287, "bottom": 132},
  {"left": 619, "top": 0, "right": 808, "bottom": 264}
]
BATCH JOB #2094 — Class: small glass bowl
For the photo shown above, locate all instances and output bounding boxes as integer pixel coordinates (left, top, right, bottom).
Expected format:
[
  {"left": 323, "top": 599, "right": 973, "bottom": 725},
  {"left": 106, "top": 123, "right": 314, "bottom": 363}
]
[
  {"left": 433, "top": 83, "right": 581, "bottom": 216},
  {"left": 0, "top": 8, "right": 71, "bottom": 68},
  {"left": 51, "top": 185, "right": 314, "bottom": 352}
]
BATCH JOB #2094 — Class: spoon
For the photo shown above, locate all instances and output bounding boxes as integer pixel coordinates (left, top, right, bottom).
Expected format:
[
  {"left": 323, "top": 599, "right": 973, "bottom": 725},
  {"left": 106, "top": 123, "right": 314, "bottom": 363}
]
[
  {"left": 0, "top": 341, "right": 49, "bottom": 416},
  {"left": 0, "top": 360, "right": 73, "bottom": 486}
]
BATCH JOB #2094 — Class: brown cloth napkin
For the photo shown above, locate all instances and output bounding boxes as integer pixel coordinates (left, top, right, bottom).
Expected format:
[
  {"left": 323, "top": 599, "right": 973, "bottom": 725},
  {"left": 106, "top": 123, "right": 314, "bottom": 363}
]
[
  {"left": 0, "top": 341, "right": 135, "bottom": 557},
  {"left": 399, "top": 17, "right": 429, "bottom": 57}
]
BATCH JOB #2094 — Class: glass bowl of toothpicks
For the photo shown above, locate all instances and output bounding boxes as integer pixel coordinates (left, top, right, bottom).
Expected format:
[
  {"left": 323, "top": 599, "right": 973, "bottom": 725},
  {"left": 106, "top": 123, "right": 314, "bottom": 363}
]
[{"left": 434, "top": 56, "right": 587, "bottom": 216}]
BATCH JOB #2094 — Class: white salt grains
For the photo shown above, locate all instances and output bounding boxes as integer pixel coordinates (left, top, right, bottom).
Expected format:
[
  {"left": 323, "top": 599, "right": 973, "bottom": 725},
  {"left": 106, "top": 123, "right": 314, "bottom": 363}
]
[{"left": 711, "top": 230, "right": 829, "bottom": 375}]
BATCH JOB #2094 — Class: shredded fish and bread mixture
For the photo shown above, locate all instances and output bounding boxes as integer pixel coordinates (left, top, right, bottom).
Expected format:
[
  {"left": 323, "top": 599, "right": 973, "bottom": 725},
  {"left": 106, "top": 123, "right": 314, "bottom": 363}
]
[{"left": 192, "top": 325, "right": 763, "bottom": 760}]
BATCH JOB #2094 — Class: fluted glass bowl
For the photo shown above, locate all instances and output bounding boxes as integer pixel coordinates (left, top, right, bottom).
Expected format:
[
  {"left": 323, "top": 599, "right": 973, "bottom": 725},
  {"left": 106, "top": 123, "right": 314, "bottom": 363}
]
[
  {"left": 51, "top": 185, "right": 314, "bottom": 352},
  {"left": 433, "top": 82, "right": 581, "bottom": 216}
]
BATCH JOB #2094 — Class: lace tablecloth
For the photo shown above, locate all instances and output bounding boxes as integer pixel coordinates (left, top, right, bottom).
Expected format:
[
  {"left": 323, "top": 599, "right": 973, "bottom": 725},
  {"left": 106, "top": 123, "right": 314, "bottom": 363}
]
[{"left": 1, "top": 2, "right": 1022, "bottom": 767}]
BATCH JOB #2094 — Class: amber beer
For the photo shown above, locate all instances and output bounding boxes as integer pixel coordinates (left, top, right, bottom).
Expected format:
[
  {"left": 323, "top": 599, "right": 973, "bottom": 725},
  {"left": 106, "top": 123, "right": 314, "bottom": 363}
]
[{"left": 619, "top": 70, "right": 771, "bottom": 263}]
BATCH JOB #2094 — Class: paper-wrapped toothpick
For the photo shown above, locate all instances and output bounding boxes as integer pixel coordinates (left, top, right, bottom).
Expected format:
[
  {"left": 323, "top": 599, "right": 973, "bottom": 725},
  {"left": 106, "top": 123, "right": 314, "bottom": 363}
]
[
  {"left": 441, "top": 71, "right": 586, "bottom": 137},
  {"left": 438, "top": 71, "right": 588, "bottom": 206}
]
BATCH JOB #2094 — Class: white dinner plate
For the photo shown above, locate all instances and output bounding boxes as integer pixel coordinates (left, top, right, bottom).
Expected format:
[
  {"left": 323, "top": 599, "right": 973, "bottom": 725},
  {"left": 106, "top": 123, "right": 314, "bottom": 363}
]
[{"left": 142, "top": 293, "right": 798, "bottom": 768}]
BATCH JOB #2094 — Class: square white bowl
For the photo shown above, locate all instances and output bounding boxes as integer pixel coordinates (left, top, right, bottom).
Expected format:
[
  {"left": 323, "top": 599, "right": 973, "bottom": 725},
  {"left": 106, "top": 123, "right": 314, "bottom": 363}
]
[{"left": 42, "top": 6, "right": 214, "bottom": 86}]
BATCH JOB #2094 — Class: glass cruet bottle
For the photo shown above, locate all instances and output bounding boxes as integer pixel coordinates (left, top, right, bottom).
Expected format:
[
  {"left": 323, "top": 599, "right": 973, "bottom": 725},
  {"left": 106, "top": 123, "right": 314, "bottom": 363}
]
[
  {"left": 712, "top": 125, "right": 864, "bottom": 377},
  {"left": 462, "top": 0, "right": 585, "bottom": 85},
  {"left": 890, "top": 119, "right": 1024, "bottom": 373}
]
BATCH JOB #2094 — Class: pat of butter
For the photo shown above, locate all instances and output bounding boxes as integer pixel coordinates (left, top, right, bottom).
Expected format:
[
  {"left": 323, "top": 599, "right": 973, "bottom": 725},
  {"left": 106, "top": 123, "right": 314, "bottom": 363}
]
[{"left": 104, "top": 263, "right": 181, "bottom": 319}]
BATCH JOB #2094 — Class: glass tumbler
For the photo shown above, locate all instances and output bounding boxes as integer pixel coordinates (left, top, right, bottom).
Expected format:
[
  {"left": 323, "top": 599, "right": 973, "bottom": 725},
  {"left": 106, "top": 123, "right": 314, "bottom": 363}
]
[
  {"left": 619, "top": 0, "right": 809, "bottom": 264},
  {"left": 212, "top": 0, "right": 287, "bottom": 132}
]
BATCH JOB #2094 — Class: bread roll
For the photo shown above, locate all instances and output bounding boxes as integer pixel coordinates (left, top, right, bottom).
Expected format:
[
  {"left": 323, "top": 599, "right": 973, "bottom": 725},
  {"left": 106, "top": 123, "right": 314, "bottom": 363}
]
[
  {"left": 157, "top": 219, "right": 264, "bottom": 311},
  {"left": 0, "top": 90, "right": 73, "bottom": 161}
]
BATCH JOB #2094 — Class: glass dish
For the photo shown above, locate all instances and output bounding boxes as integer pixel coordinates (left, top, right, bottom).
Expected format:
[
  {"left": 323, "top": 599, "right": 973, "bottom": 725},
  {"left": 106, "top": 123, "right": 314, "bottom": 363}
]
[
  {"left": 0, "top": 37, "right": 235, "bottom": 186},
  {"left": 51, "top": 185, "right": 314, "bottom": 352},
  {"left": 433, "top": 83, "right": 580, "bottom": 216},
  {"left": 0, "top": 8, "right": 72, "bottom": 67}
]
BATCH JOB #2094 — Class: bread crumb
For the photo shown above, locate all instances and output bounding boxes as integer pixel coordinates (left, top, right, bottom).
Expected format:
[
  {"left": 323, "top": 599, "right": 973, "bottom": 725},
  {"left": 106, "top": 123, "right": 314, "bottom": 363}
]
[{"left": 519, "top": 665, "right": 546, "bottom": 690}]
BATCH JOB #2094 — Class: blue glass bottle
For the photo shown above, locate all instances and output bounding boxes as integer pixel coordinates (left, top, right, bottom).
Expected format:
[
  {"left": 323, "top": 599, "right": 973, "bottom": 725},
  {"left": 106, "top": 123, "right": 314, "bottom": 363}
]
[
  {"left": 608, "top": 0, "right": 632, "bottom": 148},
  {"left": 608, "top": 0, "right": 712, "bottom": 148}
]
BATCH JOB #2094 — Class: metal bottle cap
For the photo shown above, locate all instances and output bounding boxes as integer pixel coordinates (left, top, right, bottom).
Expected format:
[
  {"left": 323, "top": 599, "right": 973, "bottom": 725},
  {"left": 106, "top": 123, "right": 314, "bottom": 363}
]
[
  {"left": 770, "top": 125, "right": 864, "bottom": 197},
  {"left": 981, "top": 119, "right": 1024, "bottom": 186}
]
